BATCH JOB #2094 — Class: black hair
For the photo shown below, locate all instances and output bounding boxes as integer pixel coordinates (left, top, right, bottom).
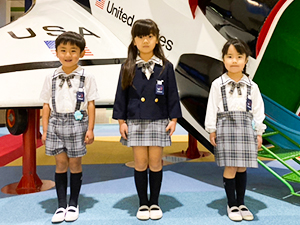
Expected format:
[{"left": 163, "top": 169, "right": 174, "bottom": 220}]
[
  {"left": 55, "top": 31, "right": 86, "bottom": 52},
  {"left": 121, "top": 19, "right": 167, "bottom": 90},
  {"left": 222, "top": 38, "right": 251, "bottom": 75}
]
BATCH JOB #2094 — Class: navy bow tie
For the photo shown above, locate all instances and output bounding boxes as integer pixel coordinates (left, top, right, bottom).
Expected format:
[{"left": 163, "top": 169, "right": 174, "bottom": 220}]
[
  {"left": 229, "top": 81, "right": 244, "bottom": 95},
  {"left": 137, "top": 61, "right": 154, "bottom": 74},
  {"left": 58, "top": 74, "right": 75, "bottom": 88}
]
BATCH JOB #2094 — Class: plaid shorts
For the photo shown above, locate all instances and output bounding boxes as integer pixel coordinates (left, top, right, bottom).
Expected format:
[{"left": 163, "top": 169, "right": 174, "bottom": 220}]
[
  {"left": 45, "top": 111, "right": 88, "bottom": 157},
  {"left": 215, "top": 111, "right": 258, "bottom": 168},
  {"left": 120, "top": 119, "right": 171, "bottom": 147}
]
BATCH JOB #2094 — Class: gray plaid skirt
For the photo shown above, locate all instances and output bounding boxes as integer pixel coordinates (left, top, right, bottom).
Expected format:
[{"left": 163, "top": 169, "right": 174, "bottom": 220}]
[
  {"left": 120, "top": 119, "right": 171, "bottom": 147},
  {"left": 215, "top": 111, "right": 258, "bottom": 168},
  {"left": 45, "top": 111, "right": 88, "bottom": 157}
]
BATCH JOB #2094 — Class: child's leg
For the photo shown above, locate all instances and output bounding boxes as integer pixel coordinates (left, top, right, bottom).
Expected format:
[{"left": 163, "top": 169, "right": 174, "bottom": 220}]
[
  {"left": 148, "top": 146, "right": 163, "bottom": 206},
  {"left": 68, "top": 157, "right": 83, "bottom": 207},
  {"left": 55, "top": 152, "right": 69, "bottom": 209},
  {"left": 235, "top": 167, "right": 247, "bottom": 206},
  {"left": 133, "top": 146, "right": 149, "bottom": 206},
  {"left": 223, "top": 166, "right": 238, "bottom": 207}
]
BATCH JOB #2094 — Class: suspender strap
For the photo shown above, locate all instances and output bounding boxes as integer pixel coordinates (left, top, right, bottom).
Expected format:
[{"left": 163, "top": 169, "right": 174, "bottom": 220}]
[
  {"left": 52, "top": 77, "right": 57, "bottom": 113},
  {"left": 75, "top": 75, "right": 85, "bottom": 111},
  {"left": 246, "top": 85, "right": 251, "bottom": 112},
  {"left": 221, "top": 85, "right": 228, "bottom": 111}
]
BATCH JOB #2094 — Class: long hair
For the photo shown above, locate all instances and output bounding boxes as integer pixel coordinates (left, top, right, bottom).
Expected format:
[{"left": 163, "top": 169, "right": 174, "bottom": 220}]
[
  {"left": 222, "top": 38, "right": 252, "bottom": 76},
  {"left": 121, "top": 19, "right": 167, "bottom": 89}
]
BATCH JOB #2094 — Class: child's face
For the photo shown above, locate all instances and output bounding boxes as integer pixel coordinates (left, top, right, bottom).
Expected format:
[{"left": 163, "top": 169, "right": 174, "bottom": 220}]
[
  {"left": 56, "top": 42, "right": 85, "bottom": 74},
  {"left": 223, "top": 44, "right": 247, "bottom": 76},
  {"left": 134, "top": 34, "right": 158, "bottom": 58}
]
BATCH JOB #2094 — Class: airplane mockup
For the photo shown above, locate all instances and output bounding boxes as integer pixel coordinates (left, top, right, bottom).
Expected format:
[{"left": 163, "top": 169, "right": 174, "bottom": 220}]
[{"left": 1, "top": 0, "right": 299, "bottom": 153}]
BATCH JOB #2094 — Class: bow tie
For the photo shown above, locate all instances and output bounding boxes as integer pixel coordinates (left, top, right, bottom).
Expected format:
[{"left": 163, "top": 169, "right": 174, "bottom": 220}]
[
  {"left": 58, "top": 74, "right": 75, "bottom": 88},
  {"left": 137, "top": 61, "right": 154, "bottom": 74},
  {"left": 229, "top": 81, "right": 244, "bottom": 95}
]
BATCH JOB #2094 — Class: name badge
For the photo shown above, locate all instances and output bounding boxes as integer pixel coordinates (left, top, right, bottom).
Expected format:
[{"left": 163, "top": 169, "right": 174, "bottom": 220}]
[
  {"left": 246, "top": 95, "right": 252, "bottom": 111},
  {"left": 156, "top": 80, "right": 164, "bottom": 95},
  {"left": 77, "top": 88, "right": 84, "bottom": 102}
]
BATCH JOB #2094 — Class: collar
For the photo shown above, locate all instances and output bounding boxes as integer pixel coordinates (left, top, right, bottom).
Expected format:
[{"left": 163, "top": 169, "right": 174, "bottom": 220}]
[
  {"left": 136, "top": 55, "right": 163, "bottom": 66},
  {"left": 52, "top": 65, "right": 84, "bottom": 79},
  {"left": 221, "top": 73, "right": 251, "bottom": 86}
]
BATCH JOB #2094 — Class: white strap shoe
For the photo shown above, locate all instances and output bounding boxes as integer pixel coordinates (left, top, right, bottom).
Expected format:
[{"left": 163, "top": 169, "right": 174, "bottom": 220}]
[
  {"left": 136, "top": 205, "right": 150, "bottom": 220},
  {"left": 149, "top": 204, "right": 163, "bottom": 220},
  {"left": 239, "top": 205, "right": 254, "bottom": 221},
  {"left": 227, "top": 205, "right": 242, "bottom": 221},
  {"left": 65, "top": 205, "right": 79, "bottom": 222},
  {"left": 51, "top": 207, "right": 66, "bottom": 223}
]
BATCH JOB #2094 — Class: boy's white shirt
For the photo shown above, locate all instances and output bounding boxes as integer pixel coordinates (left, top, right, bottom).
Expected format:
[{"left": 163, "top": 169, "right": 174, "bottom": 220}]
[
  {"left": 205, "top": 73, "right": 266, "bottom": 135},
  {"left": 39, "top": 65, "right": 99, "bottom": 113}
]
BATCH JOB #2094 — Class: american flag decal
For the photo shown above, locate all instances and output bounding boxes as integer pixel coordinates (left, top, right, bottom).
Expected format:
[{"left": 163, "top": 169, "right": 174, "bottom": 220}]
[
  {"left": 44, "top": 40, "right": 56, "bottom": 56},
  {"left": 95, "top": 0, "right": 106, "bottom": 9}
]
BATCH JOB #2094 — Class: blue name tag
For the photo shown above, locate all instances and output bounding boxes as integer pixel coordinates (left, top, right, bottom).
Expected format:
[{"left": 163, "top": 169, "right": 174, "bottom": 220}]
[
  {"left": 246, "top": 97, "right": 252, "bottom": 111},
  {"left": 77, "top": 91, "right": 84, "bottom": 102},
  {"left": 156, "top": 84, "right": 164, "bottom": 95}
]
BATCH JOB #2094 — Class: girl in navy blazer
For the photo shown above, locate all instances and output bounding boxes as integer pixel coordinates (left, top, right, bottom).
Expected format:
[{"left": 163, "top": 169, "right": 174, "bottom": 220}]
[{"left": 113, "top": 19, "right": 181, "bottom": 220}]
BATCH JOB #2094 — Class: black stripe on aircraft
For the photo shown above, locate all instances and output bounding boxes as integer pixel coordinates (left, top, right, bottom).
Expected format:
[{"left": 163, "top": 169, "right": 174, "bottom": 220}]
[{"left": 0, "top": 58, "right": 126, "bottom": 74}]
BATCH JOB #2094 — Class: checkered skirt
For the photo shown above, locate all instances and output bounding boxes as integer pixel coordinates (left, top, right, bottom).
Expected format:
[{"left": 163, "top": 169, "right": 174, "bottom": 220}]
[
  {"left": 120, "top": 119, "right": 171, "bottom": 147},
  {"left": 45, "top": 112, "right": 88, "bottom": 157},
  {"left": 215, "top": 111, "right": 258, "bottom": 168}
]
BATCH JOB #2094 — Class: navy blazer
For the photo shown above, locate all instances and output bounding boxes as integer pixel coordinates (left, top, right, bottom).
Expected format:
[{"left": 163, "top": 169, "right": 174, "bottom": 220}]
[{"left": 113, "top": 61, "right": 182, "bottom": 120}]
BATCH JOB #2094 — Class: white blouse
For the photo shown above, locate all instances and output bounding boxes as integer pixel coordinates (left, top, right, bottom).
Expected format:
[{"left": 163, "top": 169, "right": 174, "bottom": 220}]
[
  {"left": 40, "top": 65, "right": 99, "bottom": 113},
  {"left": 205, "top": 73, "right": 266, "bottom": 135}
]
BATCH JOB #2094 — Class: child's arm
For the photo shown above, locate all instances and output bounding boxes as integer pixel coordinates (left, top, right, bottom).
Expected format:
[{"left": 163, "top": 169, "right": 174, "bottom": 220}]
[
  {"left": 166, "top": 118, "right": 177, "bottom": 136},
  {"left": 118, "top": 119, "right": 128, "bottom": 140},
  {"left": 85, "top": 100, "right": 95, "bottom": 144},
  {"left": 257, "top": 135, "right": 262, "bottom": 149},
  {"left": 42, "top": 103, "right": 51, "bottom": 145},
  {"left": 209, "top": 132, "right": 217, "bottom": 147}
]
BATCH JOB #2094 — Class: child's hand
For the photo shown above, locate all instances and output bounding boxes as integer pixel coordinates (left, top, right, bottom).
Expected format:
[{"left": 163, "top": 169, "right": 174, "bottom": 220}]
[
  {"left": 210, "top": 132, "right": 217, "bottom": 147},
  {"left": 257, "top": 135, "right": 262, "bottom": 149},
  {"left": 42, "top": 133, "right": 47, "bottom": 145},
  {"left": 85, "top": 130, "right": 94, "bottom": 144},
  {"left": 120, "top": 122, "right": 128, "bottom": 140},
  {"left": 166, "top": 120, "right": 176, "bottom": 136}
]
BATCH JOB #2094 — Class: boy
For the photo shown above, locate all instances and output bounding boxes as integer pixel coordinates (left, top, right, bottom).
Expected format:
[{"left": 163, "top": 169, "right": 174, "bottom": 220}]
[{"left": 40, "top": 31, "right": 99, "bottom": 222}]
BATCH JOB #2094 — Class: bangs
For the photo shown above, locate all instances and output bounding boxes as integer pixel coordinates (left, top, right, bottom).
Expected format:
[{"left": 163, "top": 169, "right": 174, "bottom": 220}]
[
  {"left": 132, "top": 21, "right": 158, "bottom": 37},
  {"left": 233, "top": 43, "right": 246, "bottom": 55}
]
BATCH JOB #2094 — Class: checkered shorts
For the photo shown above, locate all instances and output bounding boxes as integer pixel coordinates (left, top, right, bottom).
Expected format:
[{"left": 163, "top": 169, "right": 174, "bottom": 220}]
[
  {"left": 215, "top": 111, "right": 258, "bottom": 168},
  {"left": 45, "top": 111, "right": 88, "bottom": 157},
  {"left": 120, "top": 119, "right": 171, "bottom": 147}
]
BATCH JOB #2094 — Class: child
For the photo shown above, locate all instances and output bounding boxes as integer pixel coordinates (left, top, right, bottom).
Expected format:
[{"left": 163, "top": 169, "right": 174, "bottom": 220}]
[
  {"left": 113, "top": 19, "right": 181, "bottom": 220},
  {"left": 205, "top": 39, "right": 266, "bottom": 221},
  {"left": 40, "top": 31, "right": 99, "bottom": 223}
]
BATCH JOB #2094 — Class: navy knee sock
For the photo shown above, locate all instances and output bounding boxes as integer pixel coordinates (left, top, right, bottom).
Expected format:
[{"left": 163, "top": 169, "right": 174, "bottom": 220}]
[
  {"left": 223, "top": 177, "right": 237, "bottom": 208},
  {"left": 149, "top": 169, "right": 162, "bottom": 206},
  {"left": 134, "top": 169, "right": 149, "bottom": 206},
  {"left": 55, "top": 172, "right": 68, "bottom": 209},
  {"left": 69, "top": 172, "right": 82, "bottom": 207},
  {"left": 235, "top": 171, "right": 247, "bottom": 206}
]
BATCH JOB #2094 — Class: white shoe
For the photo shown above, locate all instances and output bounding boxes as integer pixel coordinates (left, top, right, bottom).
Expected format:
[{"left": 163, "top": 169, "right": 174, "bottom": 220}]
[
  {"left": 65, "top": 205, "right": 79, "bottom": 222},
  {"left": 51, "top": 207, "right": 66, "bottom": 223},
  {"left": 136, "top": 205, "right": 150, "bottom": 220},
  {"left": 227, "top": 205, "right": 242, "bottom": 221},
  {"left": 239, "top": 205, "right": 254, "bottom": 221},
  {"left": 149, "top": 204, "right": 163, "bottom": 220}
]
